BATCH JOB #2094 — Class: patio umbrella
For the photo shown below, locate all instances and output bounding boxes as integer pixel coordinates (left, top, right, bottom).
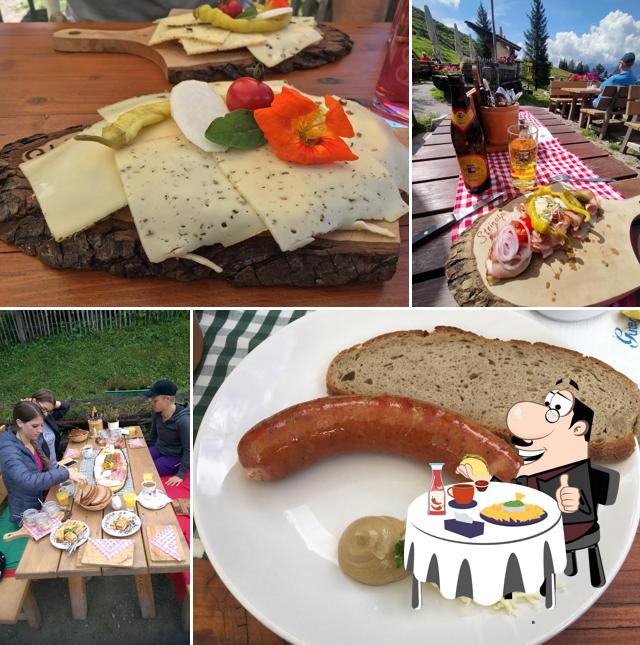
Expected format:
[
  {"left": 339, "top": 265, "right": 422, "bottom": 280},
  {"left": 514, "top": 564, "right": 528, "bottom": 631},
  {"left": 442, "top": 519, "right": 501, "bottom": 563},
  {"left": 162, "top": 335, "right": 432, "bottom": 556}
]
[
  {"left": 468, "top": 33, "right": 477, "bottom": 62},
  {"left": 423, "top": 4, "right": 441, "bottom": 60},
  {"left": 453, "top": 23, "right": 463, "bottom": 61},
  {"left": 490, "top": 0, "right": 497, "bottom": 63}
]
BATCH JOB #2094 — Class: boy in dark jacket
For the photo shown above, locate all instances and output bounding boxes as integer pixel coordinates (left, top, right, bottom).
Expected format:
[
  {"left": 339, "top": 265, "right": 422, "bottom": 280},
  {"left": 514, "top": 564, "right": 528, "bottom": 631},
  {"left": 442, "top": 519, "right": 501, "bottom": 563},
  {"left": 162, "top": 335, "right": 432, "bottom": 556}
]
[{"left": 145, "top": 380, "right": 190, "bottom": 486}]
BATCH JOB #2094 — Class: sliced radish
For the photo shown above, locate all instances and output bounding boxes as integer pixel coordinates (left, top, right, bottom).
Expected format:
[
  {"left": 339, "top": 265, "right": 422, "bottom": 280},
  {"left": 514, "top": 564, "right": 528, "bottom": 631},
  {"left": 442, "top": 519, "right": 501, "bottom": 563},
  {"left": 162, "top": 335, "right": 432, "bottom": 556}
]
[
  {"left": 170, "top": 80, "right": 228, "bottom": 153},
  {"left": 257, "top": 7, "right": 294, "bottom": 20}
]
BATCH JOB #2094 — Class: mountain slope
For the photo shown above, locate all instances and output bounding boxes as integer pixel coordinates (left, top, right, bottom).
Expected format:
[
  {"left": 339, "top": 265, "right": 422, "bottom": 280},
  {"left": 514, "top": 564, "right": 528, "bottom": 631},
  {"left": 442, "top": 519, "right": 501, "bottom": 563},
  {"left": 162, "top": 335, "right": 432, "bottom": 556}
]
[{"left": 412, "top": 6, "right": 475, "bottom": 63}]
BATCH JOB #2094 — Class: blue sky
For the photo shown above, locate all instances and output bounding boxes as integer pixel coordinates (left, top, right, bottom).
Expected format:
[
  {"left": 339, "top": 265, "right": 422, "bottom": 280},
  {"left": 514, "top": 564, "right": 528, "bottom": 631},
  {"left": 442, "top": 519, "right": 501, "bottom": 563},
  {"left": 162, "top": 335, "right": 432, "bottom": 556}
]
[{"left": 413, "top": 1, "right": 640, "bottom": 68}]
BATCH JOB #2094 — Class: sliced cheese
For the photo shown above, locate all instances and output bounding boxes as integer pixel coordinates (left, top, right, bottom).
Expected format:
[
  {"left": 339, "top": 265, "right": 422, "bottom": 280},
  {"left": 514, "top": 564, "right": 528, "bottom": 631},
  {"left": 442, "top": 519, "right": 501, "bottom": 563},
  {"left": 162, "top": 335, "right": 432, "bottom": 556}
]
[
  {"left": 19, "top": 121, "right": 127, "bottom": 241},
  {"left": 149, "top": 23, "right": 229, "bottom": 46},
  {"left": 290, "top": 16, "right": 317, "bottom": 26},
  {"left": 344, "top": 221, "right": 396, "bottom": 238},
  {"left": 208, "top": 79, "right": 289, "bottom": 100},
  {"left": 215, "top": 147, "right": 407, "bottom": 252},
  {"left": 248, "top": 25, "right": 323, "bottom": 67},
  {"left": 114, "top": 134, "right": 266, "bottom": 265},
  {"left": 98, "top": 93, "right": 169, "bottom": 122},
  {"left": 154, "top": 12, "right": 204, "bottom": 27},
  {"left": 181, "top": 31, "right": 267, "bottom": 55}
]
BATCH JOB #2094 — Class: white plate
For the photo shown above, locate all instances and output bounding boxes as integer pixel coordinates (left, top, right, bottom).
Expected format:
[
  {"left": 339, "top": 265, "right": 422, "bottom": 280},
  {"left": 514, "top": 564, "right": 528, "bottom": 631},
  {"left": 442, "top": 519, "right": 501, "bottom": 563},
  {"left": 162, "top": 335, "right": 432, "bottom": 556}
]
[
  {"left": 102, "top": 511, "right": 141, "bottom": 537},
  {"left": 194, "top": 310, "right": 640, "bottom": 645},
  {"left": 49, "top": 520, "right": 90, "bottom": 551},
  {"left": 136, "top": 492, "right": 172, "bottom": 510}
]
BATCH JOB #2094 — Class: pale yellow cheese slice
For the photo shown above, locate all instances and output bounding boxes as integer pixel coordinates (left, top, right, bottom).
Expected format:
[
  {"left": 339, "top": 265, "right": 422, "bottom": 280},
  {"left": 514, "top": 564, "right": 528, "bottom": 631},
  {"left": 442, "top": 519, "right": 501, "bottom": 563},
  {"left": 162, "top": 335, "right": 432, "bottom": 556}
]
[
  {"left": 180, "top": 31, "right": 267, "bottom": 55},
  {"left": 290, "top": 16, "right": 317, "bottom": 26},
  {"left": 215, "top": 146, "right": 407, "bottom": 252},
  {"left": 19, "top": 121, "right": 127, "bottom": 241},
  {"left": 248, "top": 25, "right": 323, "bottom": 67},
  {"left": 149, "top": 23, "right": 229, "bottom": 46},
  {"left": 208, "top": 79, "right": 289, "bottom": 99},
  {"left": 114, "top": 134, "right": 266, "bottom": 265}
]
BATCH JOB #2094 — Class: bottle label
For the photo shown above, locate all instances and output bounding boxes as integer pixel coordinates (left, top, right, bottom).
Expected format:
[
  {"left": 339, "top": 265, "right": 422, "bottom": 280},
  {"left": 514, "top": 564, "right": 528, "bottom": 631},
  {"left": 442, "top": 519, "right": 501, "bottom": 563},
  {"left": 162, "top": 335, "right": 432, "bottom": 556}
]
[
  {"left": 458, "top": 154, "right": 488, "bottom": 189},
  {"left": 451, "top": 107, "right": 475, "bottom": 131}
]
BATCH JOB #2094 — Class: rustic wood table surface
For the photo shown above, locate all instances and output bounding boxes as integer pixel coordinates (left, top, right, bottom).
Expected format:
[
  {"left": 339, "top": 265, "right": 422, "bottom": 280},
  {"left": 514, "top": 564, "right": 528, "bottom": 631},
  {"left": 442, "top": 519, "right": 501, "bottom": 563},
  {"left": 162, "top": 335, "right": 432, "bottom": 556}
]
[
  {"left": 560, "top": 88, "right": 602, "bottom": 121},
  {"left": 412, "top": 105, "right": 640, "bottom": 306},
  {"left": 15, "top": 430, "right": 189, "bottom": 619},
  {"left": 194, "top": 519, "right": 640, "bottom": 644},
  {"left": 0, "top": 22, "right": 408, "bottom": 307}
]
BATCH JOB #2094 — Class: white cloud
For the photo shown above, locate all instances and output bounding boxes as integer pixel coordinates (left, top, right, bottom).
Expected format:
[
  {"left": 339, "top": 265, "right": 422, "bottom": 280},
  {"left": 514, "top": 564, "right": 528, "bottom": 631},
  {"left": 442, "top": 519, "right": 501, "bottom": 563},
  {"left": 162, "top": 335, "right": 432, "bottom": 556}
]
[
  {"left": 432, "top": 0, "right": 461, "bottom": 9},
  {"left": 548, "top": 11, "right": 640, "bottom": 65}
]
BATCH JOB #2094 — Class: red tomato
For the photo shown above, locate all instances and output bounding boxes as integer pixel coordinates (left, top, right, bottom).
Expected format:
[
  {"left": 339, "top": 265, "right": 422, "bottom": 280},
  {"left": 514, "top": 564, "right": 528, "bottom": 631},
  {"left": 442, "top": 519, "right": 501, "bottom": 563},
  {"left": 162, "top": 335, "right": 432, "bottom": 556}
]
[
  {"left": 226, "top": 77, "right": 275, "bottom": 111},
  {"left": 513, "top": 215, "right": 533, "bottom": 245},
  {"left": 219, "top": 1, "right": 243, "bottom": 18}
]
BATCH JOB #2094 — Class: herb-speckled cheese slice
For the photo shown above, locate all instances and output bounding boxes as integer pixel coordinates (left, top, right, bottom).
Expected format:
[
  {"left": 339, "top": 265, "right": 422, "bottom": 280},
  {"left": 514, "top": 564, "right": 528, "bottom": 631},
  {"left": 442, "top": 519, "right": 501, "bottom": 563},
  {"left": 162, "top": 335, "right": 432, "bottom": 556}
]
[
  {"left": 215, "top": 146, "right": 407, "bottom": 252},
  {"left": 114, "top": 134, "right": 265, "bottom": 264},
  {"left": 247, "top": 25, "right": 323, "bottom": 67},
  {"left": 19, "top": 121, "right": 127, "bottom": 241}
]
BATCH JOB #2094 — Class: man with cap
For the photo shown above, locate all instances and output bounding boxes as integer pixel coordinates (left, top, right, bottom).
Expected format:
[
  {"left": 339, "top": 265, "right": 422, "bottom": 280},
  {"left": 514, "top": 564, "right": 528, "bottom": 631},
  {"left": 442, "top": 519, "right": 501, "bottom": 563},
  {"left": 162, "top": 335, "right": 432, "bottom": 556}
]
[
  {"left": 145, "top": 379, "right": 190, "bottom": 486},
  {"left": 593, "top": 52, "right": 637, "bottom": 107}
]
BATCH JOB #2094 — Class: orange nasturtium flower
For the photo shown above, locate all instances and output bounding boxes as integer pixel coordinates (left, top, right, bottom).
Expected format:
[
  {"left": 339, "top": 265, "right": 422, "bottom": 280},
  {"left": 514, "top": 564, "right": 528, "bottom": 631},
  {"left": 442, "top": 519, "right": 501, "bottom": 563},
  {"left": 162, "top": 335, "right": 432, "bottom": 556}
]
[
  {"left": 254, "top": 87, "right": 358, "bottom": 165},
  {"left": 265, "top": 0, "right": 291, "bottom": 9}
]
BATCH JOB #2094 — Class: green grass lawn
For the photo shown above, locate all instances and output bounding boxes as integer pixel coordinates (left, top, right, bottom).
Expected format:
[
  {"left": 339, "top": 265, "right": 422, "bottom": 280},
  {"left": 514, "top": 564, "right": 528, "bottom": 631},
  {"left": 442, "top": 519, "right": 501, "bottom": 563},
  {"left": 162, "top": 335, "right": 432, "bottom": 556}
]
[{"left": 0, "top": 314, "right": 190, "bottom": 422}]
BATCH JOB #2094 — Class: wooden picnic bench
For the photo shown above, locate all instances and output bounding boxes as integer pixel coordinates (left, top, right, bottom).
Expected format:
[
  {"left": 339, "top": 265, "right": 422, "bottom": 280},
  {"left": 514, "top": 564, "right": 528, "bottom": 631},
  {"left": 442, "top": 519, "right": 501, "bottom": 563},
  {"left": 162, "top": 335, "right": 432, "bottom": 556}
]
[
  {"left": 621, "top": 86, "right": 640, "bottom": 154},
  {"left": 412, "top": 105, "right": 640, "bottom": 306},
  {"left": 13, "top": 430, "right": 189, "bottom": 620},
  {"left": 579, "top": 85, "right": 632, "bottom": 137},
  {"left": 548, "top": 80, "right": 589, "bottom": 117}
]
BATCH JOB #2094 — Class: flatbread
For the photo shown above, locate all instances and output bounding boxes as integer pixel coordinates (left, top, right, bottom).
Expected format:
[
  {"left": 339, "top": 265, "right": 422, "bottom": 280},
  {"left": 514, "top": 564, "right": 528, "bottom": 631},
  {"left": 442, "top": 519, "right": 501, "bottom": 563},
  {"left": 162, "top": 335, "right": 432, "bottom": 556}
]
[
  {"left": 149, "top": 23, "right": 229, "bottom": 46},
  {"left": 154, "top": 12, "right": 203, "bottom": 27}
]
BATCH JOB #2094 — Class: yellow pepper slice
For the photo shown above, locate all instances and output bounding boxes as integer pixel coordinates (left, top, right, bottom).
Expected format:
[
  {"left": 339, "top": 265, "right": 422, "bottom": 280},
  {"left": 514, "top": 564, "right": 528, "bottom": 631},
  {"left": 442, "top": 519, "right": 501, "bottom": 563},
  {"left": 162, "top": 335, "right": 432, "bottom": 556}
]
[
  {"left": 526, "top": 191, "right": 567, "bottom": 238},
  {"left": 560, "top": 190, "right": 590, "bottom": 222},
  {"left": 75, "top": 101, "right": 171, "bottom": 149},
  {"left": 194, "top": 6, "right": 291, "bottom": 33}
]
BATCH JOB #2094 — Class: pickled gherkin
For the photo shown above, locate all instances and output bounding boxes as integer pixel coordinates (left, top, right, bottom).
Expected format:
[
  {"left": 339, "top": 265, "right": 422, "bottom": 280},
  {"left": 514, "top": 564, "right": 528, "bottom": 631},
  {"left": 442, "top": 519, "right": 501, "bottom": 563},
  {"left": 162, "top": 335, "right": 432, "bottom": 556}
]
[{"left": 75, "top": 101, "right": 171, "bottom": 149}]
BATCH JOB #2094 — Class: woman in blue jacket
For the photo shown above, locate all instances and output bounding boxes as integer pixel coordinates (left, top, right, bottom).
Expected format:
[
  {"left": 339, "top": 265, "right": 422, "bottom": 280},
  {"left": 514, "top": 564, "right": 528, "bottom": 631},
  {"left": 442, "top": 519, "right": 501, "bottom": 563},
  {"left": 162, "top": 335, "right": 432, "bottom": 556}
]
[
  {"left": 0, "top": 401, "right": 87, "bottom": 523},
  {"left": 31, "top": 388, "right": 71, "bottom": 466}
]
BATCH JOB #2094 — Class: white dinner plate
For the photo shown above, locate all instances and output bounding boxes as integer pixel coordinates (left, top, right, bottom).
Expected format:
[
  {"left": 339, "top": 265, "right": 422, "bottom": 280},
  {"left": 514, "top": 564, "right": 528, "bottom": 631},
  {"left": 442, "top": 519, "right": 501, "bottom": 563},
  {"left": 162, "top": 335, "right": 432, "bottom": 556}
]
[
  {"left": 194, "top": 310, "right": 640, "bottom": 645},
  {"left": 102, "top": 511, "right": 141, "bottom": 537},
  {"left": 49, "top": 520, "right": 90, "bottom": 551}
]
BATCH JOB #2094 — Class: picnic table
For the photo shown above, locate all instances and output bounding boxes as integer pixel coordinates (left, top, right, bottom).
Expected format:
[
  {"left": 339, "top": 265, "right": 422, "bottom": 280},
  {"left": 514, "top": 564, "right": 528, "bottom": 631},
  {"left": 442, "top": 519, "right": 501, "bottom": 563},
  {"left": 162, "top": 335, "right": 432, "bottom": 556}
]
[
  {"left": 0, "top": 21, "right": 408, "bottom": 307},
  {"left": 560, "top": 87, "right": 601, "bottom": 121},
  {"left": 412, "top": 105, "right": 640, "bottom": 306},
  {"left": 14, "top": 428, "right": 189, "bottom": 619}
]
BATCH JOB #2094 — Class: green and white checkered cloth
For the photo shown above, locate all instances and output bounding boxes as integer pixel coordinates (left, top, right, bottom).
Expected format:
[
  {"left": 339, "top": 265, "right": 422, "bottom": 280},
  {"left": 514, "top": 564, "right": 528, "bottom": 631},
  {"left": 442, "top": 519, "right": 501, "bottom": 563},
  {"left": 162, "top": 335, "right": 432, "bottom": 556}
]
[{"left": 193, "top": 310, "right": 309, "bottom": 435}]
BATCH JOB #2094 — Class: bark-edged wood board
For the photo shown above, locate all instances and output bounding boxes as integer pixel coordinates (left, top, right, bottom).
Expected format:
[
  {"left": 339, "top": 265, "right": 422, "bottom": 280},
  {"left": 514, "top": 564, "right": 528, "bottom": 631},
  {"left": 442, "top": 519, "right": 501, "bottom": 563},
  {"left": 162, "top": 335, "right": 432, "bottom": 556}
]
[
  {"left": 445, "top": 185, "right": 640, "bottom": 306},
  {"left": 52, "top": 22, "right": 353, "bottom": 84},
  {"left": 0, "top": 127, "right": 402, "bottom": 287}
]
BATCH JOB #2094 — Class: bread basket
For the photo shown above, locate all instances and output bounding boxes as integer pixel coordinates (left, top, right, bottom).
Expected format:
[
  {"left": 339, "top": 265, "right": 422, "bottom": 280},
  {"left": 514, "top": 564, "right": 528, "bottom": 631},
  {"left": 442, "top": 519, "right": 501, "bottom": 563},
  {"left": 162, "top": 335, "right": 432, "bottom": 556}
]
[
  {"left": 78, "top": 484, "right": 113, "bottom": 511},
  {"left": 68, "top": 428, "right": 89, "bottom": 443}
]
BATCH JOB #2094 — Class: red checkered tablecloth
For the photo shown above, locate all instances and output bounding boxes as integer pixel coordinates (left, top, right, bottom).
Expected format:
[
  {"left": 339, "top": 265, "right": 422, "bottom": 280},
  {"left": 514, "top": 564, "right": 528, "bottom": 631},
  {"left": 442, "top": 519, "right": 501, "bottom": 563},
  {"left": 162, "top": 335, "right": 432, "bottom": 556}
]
[{"left": 450, "top": 110, "right": 624, "bottom": 241}]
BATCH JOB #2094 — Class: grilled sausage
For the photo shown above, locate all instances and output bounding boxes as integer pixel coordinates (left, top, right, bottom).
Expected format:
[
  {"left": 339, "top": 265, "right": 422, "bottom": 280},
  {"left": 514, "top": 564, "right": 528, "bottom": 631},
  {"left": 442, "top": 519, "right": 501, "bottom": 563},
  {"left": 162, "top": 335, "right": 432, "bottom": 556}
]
[{"left": 237, "top": 395, "right": 521, "bottom": 482}]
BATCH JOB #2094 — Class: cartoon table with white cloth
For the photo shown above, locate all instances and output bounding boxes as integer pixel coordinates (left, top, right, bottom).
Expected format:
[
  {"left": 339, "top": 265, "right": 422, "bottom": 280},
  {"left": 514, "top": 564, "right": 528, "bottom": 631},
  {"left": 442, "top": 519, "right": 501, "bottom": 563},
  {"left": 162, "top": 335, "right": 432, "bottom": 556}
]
[{"left": 404, "top": 482, "right": 566, "bottom": 609}]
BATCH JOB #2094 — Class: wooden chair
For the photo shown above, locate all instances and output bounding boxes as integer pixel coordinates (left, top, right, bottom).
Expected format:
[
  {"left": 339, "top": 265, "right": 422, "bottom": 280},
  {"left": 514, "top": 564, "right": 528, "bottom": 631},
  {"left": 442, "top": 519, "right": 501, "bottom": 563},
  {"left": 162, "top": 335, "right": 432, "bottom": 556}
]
[
  {"left": 579, "top": 85, "right": 631, "bottom": 139},
  {"left": 548, "top": 80, "right": 588, "bottom": 115},
  {"left": 621, "top": 85, "right": 640, "bottom": 154}
]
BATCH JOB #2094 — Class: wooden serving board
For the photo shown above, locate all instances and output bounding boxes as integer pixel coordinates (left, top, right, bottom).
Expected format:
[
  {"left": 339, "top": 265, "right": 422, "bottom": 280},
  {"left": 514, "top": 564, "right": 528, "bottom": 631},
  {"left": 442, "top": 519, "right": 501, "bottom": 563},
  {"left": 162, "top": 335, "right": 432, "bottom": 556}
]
[
  {"left": 0, "top": 127, "right": 402, "bottom": 287},
  {"left": 52, "top": 22, "right": 353, "bottom": 84},
  {"left": 445, "top": 185, "right": 640, "bottom": 306},
  {"left": 94, "top": 448, "right": 128, "bottom": 492},
  {"left": 146, "top": 525, "right": 184, "bottom": 562},
  {"left": 3, "top": 511, "right": 65, "bottom": 542},
  {"left": 81, "top": 538, "right": 134, "bottom": 567}
]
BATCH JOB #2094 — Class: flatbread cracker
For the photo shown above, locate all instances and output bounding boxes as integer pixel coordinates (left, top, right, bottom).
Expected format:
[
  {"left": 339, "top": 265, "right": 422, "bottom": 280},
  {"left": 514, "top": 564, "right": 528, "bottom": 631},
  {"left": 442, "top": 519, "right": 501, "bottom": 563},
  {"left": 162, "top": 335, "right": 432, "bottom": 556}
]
[
  {"left": 247, "top": 25, "right": 323, "bottom": 67},
  {"left": 149, "top": 23, "right": 229, "bottom": 46},
  {"left": 154, "top": 12, "right": 203, "bottom": 27},
  {"left": 180, "top": 31, "right": 267, "bottom": 55}
]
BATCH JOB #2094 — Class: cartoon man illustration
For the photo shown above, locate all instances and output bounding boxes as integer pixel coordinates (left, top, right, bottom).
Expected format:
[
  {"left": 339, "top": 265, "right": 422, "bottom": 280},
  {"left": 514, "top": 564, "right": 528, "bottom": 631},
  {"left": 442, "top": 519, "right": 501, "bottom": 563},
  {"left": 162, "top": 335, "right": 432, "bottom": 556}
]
[{"left": 457, "top": 379, "right": 619, "bottom": 587}]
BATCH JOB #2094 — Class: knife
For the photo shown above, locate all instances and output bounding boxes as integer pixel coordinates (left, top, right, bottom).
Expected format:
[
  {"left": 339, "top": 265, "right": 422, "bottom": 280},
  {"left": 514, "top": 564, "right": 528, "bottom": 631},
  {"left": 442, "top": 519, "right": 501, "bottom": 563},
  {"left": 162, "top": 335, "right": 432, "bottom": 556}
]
[{"left": 412, "top": 191, "right": 506, "bottom": 249}]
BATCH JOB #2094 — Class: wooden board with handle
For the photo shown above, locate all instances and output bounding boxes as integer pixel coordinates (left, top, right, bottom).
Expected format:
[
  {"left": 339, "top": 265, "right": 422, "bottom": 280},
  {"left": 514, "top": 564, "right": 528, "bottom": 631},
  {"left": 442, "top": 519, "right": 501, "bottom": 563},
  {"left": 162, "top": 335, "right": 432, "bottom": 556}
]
[
  {"left": 52, "top": 23, "right": 353, "bottom": 84},
  {"left": 0, "top": 128, "right": 402, "bottom": 288},
  {"left": 446, "top": 186, "right": 640, "bottom": 306},
  {"left": 80, "top": 538, "right": 134, "bottom": 568},
  {"left": 146, "top": 525, "right": 184, "bottom": 563},
  {"left": 3, "top": 511, "right": 65, "bottom": 542}
]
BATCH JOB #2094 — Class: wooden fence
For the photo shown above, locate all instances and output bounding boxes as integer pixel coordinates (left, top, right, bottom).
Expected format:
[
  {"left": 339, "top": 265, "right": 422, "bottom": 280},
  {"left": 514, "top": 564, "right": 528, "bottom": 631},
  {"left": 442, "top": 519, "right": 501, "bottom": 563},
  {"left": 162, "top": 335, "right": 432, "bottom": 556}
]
[{"left": 0, "top": 310, "right": 186, "bottom": 347}]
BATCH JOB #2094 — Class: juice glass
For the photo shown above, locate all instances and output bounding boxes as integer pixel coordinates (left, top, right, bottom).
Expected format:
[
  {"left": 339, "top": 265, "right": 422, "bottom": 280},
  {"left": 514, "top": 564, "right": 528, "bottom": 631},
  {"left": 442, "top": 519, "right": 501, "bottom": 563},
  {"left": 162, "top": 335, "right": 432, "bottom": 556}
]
[
  {"left": 56, "top": 489, "right": 70, "bottom": 509},
  {"left": 143, "top": 472, "right": 154, "bottom": 482},
  {"left": 123, "top": 492, "right": 137, "bottom": 511},
  {"left": 508, "top": 123, "right": 538, "bottom": 191}
]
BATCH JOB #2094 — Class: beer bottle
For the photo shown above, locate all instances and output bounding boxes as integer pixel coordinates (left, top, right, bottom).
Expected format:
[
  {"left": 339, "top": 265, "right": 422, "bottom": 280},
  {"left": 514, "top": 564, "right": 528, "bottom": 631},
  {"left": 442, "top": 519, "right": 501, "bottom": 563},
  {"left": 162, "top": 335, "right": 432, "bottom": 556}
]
[{"left": 449, "top": 76, "right": 490, "bottom": 194}]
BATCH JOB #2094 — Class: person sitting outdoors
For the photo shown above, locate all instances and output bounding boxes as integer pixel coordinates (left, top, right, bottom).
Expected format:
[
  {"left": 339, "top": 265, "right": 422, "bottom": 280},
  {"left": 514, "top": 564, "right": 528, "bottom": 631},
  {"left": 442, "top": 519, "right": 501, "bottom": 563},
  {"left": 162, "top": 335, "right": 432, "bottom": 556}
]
[
  {"left": 0, "top": 402, "right": 87, "bottom": 523},
  {"left": 593, "top": 52, "right": 637, "bottom": 107},
  {"left": 145, "top": 379, "right": 190, "bottom": 486},
  {"left": 31, "top": 388, "right": 71, "bottom": 467}
]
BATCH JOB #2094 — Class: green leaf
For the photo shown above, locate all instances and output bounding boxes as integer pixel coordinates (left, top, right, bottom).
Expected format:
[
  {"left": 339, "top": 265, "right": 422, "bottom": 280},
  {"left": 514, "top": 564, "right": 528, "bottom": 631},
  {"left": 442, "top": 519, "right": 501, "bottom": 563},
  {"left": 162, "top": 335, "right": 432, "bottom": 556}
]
[
  {"left": 238, "top": 5, "right": 258, "bottom": 19},
  {"left": 393, "top": 538, "right": 405, "bottom": 568},
  {"left": 205, "top": 109, "right": 267, "bottom": 150}
]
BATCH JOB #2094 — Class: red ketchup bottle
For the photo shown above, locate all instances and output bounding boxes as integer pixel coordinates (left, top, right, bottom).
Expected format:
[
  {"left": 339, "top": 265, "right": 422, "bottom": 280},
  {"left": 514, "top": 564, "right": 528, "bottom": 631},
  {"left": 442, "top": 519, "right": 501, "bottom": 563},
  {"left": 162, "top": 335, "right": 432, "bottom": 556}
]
[{"left": 428, "top": 463, "right": 446, "bottom": 515}]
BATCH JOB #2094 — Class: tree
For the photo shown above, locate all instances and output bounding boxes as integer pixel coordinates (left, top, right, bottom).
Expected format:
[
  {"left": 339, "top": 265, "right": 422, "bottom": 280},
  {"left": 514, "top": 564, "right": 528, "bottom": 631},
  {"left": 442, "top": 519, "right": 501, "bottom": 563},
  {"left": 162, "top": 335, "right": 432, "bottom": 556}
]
[
  {"left": 524, "top": 0, "right": 551, "bottom": 89},
  {"left": 558, "top": 58, "right": 567, "bottom": 71},
  {"left": 595, "top": 63, "right": 606, "bottom": 79},
  {"left": 476, "top": 2, "right": 493, "bottom": 59},
  {"left": 567, "top": 59, "right": 576, "bottom": 73},
  {"left": 576, "top": 61, "right": 584, "bottom": 75}
]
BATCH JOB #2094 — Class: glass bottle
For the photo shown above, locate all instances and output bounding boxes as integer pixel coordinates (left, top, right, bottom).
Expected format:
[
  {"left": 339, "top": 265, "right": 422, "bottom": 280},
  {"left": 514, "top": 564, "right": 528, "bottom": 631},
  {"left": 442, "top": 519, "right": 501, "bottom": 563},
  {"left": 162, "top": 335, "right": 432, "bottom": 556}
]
[{"left": 428, "top": 463, "right": 446, "bottom": 515}]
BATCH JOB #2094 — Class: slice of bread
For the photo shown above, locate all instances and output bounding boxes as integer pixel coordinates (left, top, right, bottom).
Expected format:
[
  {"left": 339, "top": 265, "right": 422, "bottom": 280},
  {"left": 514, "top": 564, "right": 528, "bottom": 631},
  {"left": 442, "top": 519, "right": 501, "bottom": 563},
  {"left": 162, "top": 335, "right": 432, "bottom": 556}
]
[{"left": 326, "top": 327, "right": 640, "bottom": 463}]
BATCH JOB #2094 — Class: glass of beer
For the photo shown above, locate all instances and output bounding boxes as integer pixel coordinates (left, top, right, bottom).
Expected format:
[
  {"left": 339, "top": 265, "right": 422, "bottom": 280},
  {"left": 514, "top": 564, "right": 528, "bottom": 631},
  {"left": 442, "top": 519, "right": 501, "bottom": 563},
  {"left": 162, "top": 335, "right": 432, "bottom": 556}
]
[{"left": 508, "top": 122, "right": 538, "bottom": 191}]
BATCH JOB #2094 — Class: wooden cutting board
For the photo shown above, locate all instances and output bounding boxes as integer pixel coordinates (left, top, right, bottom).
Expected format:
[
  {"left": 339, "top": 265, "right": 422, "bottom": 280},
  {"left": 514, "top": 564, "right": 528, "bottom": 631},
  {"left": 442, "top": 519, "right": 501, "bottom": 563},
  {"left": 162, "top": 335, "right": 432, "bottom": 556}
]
[
  {"left": 146, "top": 525, "right": 184, "bottom": 562},
  {"left": 3, "top": 511, "right": 65, "bottom": 542},
  {"left": 52, "top": 22, "right": 353, "bottom": 84},
  {"left": 81, "top": 538, "right": 134, "bottom": 567},
  {"left": 0, "top": 127, "right": 402, "bottom": 287},
  {"left": 446, "top": 186, "right": 640, "bottom": 306}
]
